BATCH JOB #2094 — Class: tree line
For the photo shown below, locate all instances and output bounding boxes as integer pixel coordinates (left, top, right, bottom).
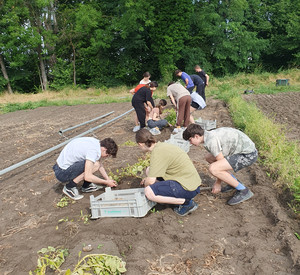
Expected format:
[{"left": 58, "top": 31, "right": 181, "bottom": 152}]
[{"left": 0, "top": 0, "right": 299, "bottom": 93}]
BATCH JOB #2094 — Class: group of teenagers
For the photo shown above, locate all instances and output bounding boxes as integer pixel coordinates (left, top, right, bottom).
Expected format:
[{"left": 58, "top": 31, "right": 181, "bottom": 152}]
[
  {"left": 130, "top": 65, "right": 209, "bottom": 135},
  {"left": 53, "top": 66, "right": 258, "bottom": 217}
]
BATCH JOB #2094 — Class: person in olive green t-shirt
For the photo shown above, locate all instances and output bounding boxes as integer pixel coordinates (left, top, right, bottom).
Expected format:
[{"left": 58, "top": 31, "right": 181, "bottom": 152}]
[{"left": 135, "top": 129, "right": 202, "bottom": 217}]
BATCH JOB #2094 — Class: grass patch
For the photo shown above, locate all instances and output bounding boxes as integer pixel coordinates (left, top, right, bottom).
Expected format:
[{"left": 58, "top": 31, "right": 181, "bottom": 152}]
[{"left": 214, "top": 82, "right": 300, "bottom": 209}]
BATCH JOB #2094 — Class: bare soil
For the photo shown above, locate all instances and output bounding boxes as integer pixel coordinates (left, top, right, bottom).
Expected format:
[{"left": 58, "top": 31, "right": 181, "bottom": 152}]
[{"left": 0, "top": 94, "right": 299, "bottom": 275}]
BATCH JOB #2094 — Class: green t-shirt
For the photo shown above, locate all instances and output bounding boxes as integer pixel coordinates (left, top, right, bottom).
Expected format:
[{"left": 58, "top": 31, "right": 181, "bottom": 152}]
[{"left": 148, "top": 142, "right": 202, "bottom": 191}]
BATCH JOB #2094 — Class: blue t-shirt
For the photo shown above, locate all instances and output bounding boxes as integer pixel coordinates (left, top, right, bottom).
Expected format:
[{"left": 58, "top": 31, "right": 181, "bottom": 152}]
[{"left": 181, "top": 72, "right": 194, "bottom": 89}]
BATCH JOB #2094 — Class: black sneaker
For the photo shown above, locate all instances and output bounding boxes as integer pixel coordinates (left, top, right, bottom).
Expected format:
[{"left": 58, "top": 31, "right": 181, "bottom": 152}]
[
  {"left": 227, "top": 188, "right": 253, "bottom": 206},
  {"left": 81, "top": 183, "right": 103, "bottom": 193},
  {"left": 63, "top": 186, "right": 84, "bottom": 200},
  {"left": 221, "top": 185, "right": 235, "bottom": 193},
  {"left": 173, "top": 200, "right": 198, "bottom": 216}
]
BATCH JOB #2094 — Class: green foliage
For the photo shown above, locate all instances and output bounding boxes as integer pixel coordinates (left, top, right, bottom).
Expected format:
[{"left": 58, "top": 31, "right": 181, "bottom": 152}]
[
  {"left": 30, "top": 247, "right": 126, "bottom": 275},
  {"left": 0, "top": 0, "right": 299, "bottom": 92},
  {"left": 56, "top": 196, "right": 75, "bottom": 208},
  {"left": 79, "top": 210, "right": 91, "bottom": 225},
  {"left": 30, "top": 246, "right": 69, "bottom": 275},
  {"left": 164, "top": 108, "right": 177, "bottom": 126},
  {"left": 109, "top": 155, "right": 150, "bottom": 182},
  {"left": 49, "top": 58, "right": 73, "bottom": 90},
  {"left": 228, "top": 96, "right": 300, "bottom": 205},
  {"left": 66, "top": 254, "right": 126, "bottom": 274},
  {"left": 120, "top": 140, "right": 136, "bottom": 147}
]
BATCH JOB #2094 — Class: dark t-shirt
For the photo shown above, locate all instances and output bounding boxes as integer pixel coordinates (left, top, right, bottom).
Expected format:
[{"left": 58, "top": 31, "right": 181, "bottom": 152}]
[
  {"left": 132, "top": 86, "right": 154, "bottom": 107},
  {"left": 190, "top": 74, "right": 204, "bottom": 86},
  {"left": 196, "top": 70, "right": 207, "bottom": 84}
]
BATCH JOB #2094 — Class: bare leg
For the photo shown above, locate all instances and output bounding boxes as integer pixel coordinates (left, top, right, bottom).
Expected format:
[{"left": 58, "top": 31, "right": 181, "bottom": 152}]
[{"left": 190, "top": 107, "right": 196, "bottom": 123}]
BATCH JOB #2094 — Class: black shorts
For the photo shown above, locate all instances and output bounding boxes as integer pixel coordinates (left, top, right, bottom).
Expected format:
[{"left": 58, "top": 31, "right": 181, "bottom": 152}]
[{"left": 225, "top": 150, "right": 258, "bottom": 172}]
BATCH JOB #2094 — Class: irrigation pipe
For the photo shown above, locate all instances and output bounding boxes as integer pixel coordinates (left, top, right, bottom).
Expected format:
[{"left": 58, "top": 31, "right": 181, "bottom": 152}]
[
  {"left": 0, "top": 108, "right": 134, "bottom": 176},
  {"left": 59, "top": 111, "right": 114, "bottom": 135}
]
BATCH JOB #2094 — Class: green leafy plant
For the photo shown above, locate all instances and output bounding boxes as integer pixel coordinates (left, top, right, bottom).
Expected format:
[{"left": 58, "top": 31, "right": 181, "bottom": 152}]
[
  {"left": 109, "top": 154, "right": 150, "bottom": 183},
  {"left": 164, "top": 108, "right": 176, "bottom": 126},
  {"left": 120, "top": 140, "right": 136, "bottom": 147},
  {"left": 150, "top": 207, "right": 159, "bottom": 213},
  {"left": 56, "top": 196, "right": 75, "bottom": 208},
  {"left": 295, "top": 232, "right": 300, "bottom": 240},
  {"left": 29, "top": 246, "right": 69, "bottom": 275},
  {"left": 65, "top": 253, "right": 126, "bottom": 274},
  {"left": 79, "top": 210, "right": 91, "bottom": 224}
]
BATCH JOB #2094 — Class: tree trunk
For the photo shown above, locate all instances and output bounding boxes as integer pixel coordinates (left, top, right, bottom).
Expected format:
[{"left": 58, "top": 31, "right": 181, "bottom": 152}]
[
  {"left": 70, "top": 40, "right": 76, "bottom": 86},
  {"left": 0, "top": 54, "right": 13, "bottom": 94},
  {"left": 37, "top": 45, "right": 48, "bottom": 91}
]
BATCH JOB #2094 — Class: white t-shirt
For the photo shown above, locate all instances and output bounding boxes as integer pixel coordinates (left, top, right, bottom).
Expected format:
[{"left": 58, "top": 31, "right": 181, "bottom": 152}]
[
  {"left": 191, "top": 92, "right": 206, "bottom": 109},
  {"left": 57, "top": 137, "right": 101, "bottom": 169},
  {"left": 139, "top": 79, "right": 151, "bottom": 84}
]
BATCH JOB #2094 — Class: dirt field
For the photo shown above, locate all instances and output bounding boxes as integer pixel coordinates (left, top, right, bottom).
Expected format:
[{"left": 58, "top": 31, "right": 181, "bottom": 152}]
[
  {"left": 243, "top": 92, "right": 300, "bottom": 142},
  {"left": 0, "top": 93, "right": 299, "bottom": 274}
]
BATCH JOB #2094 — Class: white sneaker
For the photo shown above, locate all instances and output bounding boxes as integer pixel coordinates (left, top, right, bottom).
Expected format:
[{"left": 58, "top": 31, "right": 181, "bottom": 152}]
[
  {"left": 81, "top": 183, "right": 104, "bottom": 193},
  {"left": 63, "top": 186, "right": 84, "bottom": 200},
  {"left": 150, "top": 127, "right": 161, "bottom": 135},
  {"left": 133, "top": 125, "right": 140, "bottom": 132}
]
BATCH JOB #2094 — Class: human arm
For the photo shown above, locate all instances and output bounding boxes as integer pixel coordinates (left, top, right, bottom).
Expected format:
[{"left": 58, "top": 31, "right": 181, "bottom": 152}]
[
  {"left": 140, "top": 177, "right": 156, "bottom": 187},
  {"left": 184, "top": 78, "right": 189, "bottom": 88},
  {"left": 84, "top": 160, "right": 117, "bottom": 187},
  {"left": 205, "top": 74, "right": 210, "bottom": 86},
  {"left": 168, "top": 94, "right": 177, "bottom": 110}
]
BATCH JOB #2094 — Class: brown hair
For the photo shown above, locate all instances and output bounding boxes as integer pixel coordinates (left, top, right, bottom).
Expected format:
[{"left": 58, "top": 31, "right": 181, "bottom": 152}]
[
  {"left": 101, "top": 138, "right": 118, "bottom": 158},
  {"left": 174, "top": 69, "right": 182, "bottom": 76},
  {"left": 183, "top": 124, "right": 204, "bottom": 140},
  {"left": 143, "top": 71, "right": 151, "bottom": 78},
  {"left": 147, "top": 81, "right": 158, "bottom": 88},
  {"left": 156, "top": 99, "right": 167, "bottom": 114},
  {"left": 135, "top": 129, "right": 156, "bottom": 148}
]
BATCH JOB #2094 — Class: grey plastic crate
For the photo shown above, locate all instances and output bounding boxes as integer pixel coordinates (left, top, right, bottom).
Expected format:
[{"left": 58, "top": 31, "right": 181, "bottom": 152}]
[
  {"left": 90, "top": 187, "right": 156, "bottom": 219},
  {"left": 164, "top": 134, "right": 191, "bottom": 153},
  {"left": 195, "top": 117, "right": 217, "bottom": 130}
]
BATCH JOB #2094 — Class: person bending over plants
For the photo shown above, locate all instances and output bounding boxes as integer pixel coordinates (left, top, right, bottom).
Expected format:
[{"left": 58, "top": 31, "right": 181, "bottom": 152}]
[
  {"left": 183, "top": 124, "right": 257, "bottom": 205},
  {"left": 136, "top": 128, "right": 202, "bottom": 216},
  {"left": 53, "top": 137, "right": 118, "bottom": 200}
]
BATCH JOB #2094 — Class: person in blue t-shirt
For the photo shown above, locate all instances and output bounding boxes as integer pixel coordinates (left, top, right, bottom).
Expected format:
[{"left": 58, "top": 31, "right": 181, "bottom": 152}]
[{"left": 175, "top": 69, "right": 195, "bottom": 93}]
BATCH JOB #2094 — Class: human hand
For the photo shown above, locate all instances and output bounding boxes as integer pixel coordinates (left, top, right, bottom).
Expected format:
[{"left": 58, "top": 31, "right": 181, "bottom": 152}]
[
  {"left": 212, "top": 182, "right": 221, "bottom": 194},
  {"left": 140, "top": 179, "right": 146, "bottom": 186},
  {"left": 106, "top": 179, "right": 117, "bottom": 187}
]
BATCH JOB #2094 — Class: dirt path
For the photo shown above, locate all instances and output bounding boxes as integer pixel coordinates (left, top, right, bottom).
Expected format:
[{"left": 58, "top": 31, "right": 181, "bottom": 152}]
[{"left": 0, "top": 96, "right": 299, "bottom": 274}]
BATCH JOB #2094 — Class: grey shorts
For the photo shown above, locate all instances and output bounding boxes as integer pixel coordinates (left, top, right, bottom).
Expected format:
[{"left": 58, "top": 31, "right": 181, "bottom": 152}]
[{"left": 225, "top": 150, "right": 258, "bottom": 172}]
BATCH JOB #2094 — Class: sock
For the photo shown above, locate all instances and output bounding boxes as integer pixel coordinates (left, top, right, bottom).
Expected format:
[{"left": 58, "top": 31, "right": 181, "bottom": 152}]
[
  {"left": 236, "top": 183, "right": 246, "bottom": 190},
  {"left": 66, "top": 180, "right": 77, "bottom": 189},
  {"left": 82, "top": 181, "right": 91, "bottom": 188},
  {"left": 183, "top": 199, "right": 190, "bottom": 205}
]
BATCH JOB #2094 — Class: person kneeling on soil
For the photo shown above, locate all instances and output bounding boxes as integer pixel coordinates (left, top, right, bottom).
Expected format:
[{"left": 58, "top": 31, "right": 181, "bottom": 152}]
[
  {"left": 136, "top": 129, "right": 202, "bottom": 216},
  {"left": 53, "top": 137, "right": 118, "bottom": 200},
  {"left": 183, "top": 124, "right": 257, "bottom": 205},
  {"left": 147, "top": 99, "right": 169, "bottom": 135}
]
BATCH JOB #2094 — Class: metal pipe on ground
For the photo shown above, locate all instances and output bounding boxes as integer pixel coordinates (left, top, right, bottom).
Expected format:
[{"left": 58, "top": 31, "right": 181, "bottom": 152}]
[
  {"left": 0, "top": 108, "right": 134, "bottom": 176},
  {"left": 59, "top": 111, "right": 114, "bottom": 135}
]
